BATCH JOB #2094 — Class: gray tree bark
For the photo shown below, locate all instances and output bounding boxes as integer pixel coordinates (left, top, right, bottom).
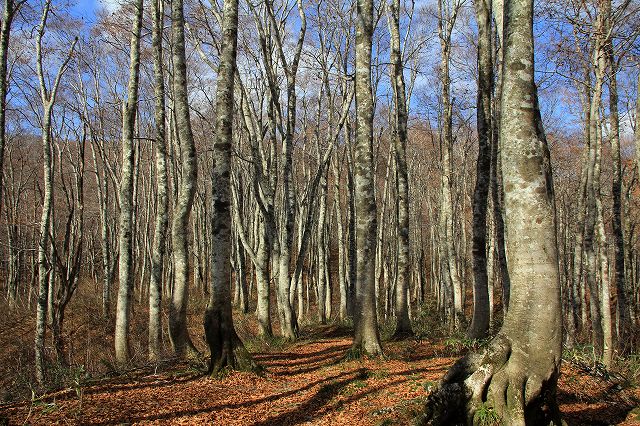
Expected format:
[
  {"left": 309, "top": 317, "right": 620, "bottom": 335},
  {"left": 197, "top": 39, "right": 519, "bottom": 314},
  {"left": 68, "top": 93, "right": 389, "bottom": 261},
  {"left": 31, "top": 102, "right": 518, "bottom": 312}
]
[
  {"left": 169, "top": 0, "right": 199, "bottom": 358},
  {"left": 149, "top": 0, "right": 169, "bottom": 363},
  {"left": 420, "top": 0, "right": 563, "bottom": 422},
  {"left": 438, "top": 0, "right": 463, "bottom": 329},
  {"left": 351, "top": 0, "right": 383, "bottom": 357},
  {"left": 386, "top": 0, "right": 412, "bottom": 337},
  {"left": 203, "top": 0, "right": 256, "bottom": 375},
  {"left": 606, "top": 7, "right": 631, "bottom": 355},
  {"left": 0, "top": 0, "right": 22, "bottom": 220},
  {"left": 467, "top": 0, "right": 492, "bottom": 340},
  {"left": 115, "top": 0, "right": 143, "bottom": 365},
  {"left": 34, "top": 0, "right": 77, "bottom": 383}
]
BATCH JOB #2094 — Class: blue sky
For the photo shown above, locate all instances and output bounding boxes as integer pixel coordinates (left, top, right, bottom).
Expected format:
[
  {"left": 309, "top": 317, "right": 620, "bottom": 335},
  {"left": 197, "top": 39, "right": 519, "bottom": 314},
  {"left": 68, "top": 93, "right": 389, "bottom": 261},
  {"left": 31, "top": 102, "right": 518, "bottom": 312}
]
[{"left": 70, "top": 0, "right": 118, "bottom": 23}]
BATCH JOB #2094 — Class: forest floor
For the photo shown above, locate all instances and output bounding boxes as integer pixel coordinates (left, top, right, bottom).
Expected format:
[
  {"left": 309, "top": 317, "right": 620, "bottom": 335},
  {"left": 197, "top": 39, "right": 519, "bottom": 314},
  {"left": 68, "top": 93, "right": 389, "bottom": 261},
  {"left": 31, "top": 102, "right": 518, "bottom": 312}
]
[{"left": 1, "top": 323, "right": 639, "bottom": 425}]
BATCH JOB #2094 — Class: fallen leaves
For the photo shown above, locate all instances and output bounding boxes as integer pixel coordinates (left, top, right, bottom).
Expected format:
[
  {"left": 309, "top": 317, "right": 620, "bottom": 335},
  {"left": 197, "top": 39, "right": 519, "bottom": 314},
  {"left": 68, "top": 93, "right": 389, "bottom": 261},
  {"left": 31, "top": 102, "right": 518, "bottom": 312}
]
[{"left": 0, "top": 327, "right": 638, "bottom": 425}]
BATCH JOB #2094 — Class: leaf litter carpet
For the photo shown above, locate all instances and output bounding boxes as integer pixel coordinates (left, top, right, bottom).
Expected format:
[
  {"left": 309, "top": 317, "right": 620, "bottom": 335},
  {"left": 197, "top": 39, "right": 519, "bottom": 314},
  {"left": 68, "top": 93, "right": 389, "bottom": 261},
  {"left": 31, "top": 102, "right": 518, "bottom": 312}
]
[{"left": 1, "top": 328, "right": 638, "bottom": 425}]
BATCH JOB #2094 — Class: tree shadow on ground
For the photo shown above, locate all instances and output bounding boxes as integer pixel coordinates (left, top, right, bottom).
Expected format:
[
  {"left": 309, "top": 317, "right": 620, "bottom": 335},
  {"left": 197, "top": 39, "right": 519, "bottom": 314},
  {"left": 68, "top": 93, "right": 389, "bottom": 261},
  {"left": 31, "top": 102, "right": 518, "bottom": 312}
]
[
  {"left": 89, "top": 368, "right": 368, "bottom": 425},
  {"left": 251, "top": 369, "right": 369, "bottom": 426},
  {"left": 557, "top": 388, "right": 635, "bottom": 426},
  {"left": 255, "top": 343, "right": 350, "bottom": 366}
]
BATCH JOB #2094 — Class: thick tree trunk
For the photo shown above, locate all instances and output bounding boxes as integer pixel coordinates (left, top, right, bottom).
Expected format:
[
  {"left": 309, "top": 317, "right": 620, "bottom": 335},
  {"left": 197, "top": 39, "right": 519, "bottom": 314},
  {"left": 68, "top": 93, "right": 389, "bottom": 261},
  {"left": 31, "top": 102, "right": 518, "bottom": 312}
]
[
  {"left": 169, "top": 0, "right": 199, "bottom": 358},
  {"left": 420, "top": 0, "right": 563, "bottom": 423},
  {"left": 149, "top": 0, "right": 168, "bottom": 363},
  {"left": 351, "top": 0, "right": 383, "bottom": 357},
  {"left": 203, "top": 0, "right": 256, "bottom": 374},
  {"left": 467, "top": 0, "right": 492, "bottom": 340},
  {"left": 115, "top": 0, "right": 143, "bottom": 364}
]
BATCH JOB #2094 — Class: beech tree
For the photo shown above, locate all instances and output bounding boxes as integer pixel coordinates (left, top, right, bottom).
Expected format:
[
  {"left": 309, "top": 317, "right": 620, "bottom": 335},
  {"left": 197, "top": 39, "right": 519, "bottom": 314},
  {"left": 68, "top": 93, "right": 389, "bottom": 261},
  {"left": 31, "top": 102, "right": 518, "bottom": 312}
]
[
  {"left": 351, "top": 0, "right": 383, "bottom": 356},
  {"left": 34, "top": 0, "right": 77, "bottom": 383},
  {"left": 203, "top": 0, "right": 257, "bottom": 374},
  {"left": 437, "top": 0, "right": 464, "bottom": 330},
  {"left": 0, "top": 0, "right": 24, "bottom": 307},
  {"left": 115, "top": 0, "right": 144, "bottom": 365},
  {"left": 468, "top": 0, "right": 492, "bottom": 340},
  {"left": 0, "top": 0, "right": 22, "bottom": 223},
  {"left": 386, "top": 0, "right": 412, "bottom": 337},
  {"left": 149, "top": 0, "right": 168, "bottom": 363},
  {"left": 420, "top": 0, "right": 563, "bottom": 422},
  {"left": 169, "top": 0, "right": 199, "bottom": 358}
]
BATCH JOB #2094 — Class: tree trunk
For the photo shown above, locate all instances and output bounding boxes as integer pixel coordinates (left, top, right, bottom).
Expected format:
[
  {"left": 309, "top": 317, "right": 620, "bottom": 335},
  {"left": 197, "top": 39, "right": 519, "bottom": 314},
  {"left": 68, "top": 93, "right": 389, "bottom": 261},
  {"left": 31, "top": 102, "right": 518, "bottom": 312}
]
[
  {"left": 149, "top": 0, "right": 168, "bottom": 363},
  {"left": 387, "top": 0, "right": 412, "bottom": 337},
  {"left": 115, "top": 0, "right": 143, "bottom": 364},
  {"left": 333, "top": 153, "right": 349, "bottom": 320},
  {"left": 420, "top": 0, "right": 563, "bottom": 422},
  {"left": 169, "top": 0, "right": 199, "bottom": 358},
  {"left": 636, "top": 72, "right": 640, "bottom": 179},
  {"left": 317, "top": 168, "right": 328, "bottom": 324},
  {"left": 35, "top": 0, "right": 77, "bottom": 383},
  {"left": 0, "top": 0, "right": 19, "bottom": 220},
  {"left": 467, "top": 0, "right": 492, "bottom": 340},
  {"left": 490, "top": 0, "right": 511, "bottom": 313},
  {"left": 351, "top": 0, "right": 382, "bottom": 357},
  {"left": 203, "top": 0, "right": 256, "bottom": 374},
  {"left": 438, "top": 0, "right": 463, "bottom": 329},
  {"left": 606, "top": 18, "right": 631, "bottom": 354}
]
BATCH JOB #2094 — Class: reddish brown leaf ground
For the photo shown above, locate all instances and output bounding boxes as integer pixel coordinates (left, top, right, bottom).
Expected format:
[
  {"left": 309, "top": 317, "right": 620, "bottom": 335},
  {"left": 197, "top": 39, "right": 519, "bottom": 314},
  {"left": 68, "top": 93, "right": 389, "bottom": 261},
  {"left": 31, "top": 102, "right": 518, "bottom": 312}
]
[{"left": 1, "top": 325, "right": 638, "bottom": 425}]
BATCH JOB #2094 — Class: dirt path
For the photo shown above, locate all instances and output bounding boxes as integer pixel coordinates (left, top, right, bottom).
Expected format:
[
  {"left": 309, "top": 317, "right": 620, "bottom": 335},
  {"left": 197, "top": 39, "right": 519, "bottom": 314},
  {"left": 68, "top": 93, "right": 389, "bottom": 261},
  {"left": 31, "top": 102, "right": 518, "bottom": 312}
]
[{"left": 1, "top": 331, "right": 638, "bottom": 425}]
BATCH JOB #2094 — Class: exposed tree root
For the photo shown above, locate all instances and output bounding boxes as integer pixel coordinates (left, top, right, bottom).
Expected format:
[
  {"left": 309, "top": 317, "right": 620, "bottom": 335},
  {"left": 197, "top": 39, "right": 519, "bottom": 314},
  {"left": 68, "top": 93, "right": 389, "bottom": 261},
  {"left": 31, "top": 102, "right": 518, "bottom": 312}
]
[{"left": 416, "top": 334, "right": 562, "bottom": 426}]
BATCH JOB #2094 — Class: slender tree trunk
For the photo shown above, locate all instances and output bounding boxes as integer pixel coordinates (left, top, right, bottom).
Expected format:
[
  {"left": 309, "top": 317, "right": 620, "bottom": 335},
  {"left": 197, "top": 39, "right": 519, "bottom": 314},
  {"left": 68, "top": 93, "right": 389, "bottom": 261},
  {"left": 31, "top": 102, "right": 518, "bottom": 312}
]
[
  {"left": 635, "top": 72, "right": 640, "bottom": 179},
  {"left": 35, "top": 105, "right": 54, "bottom": 384},
  {"left": 317, "top": 168, "right": 328, "bottom": 324},
  {"left": 90, "top": 144, "right": 112, "bottom": 320},
  {"left": 387, "top": 0, "right": 412, "bottom": 337},
  {"left": 347, "top": 145, "right": 357, "bottom": 319},
  {"left": 149, "top": 0, "right": 168, "bottom": 363},
  {"left": 584, "top": 11, "right": 608, "bottom": 359},
  {"left": 169, "top": 0, "right": 199, "bottom": 358},
  {"left": 438, "top": 0, "right": 463, "bottom": 328},
  {"left": 256, "top": 220, "right": 272, "bottom": 336},
  {"left": 491, "top": 0, "right": 510, "bottom": 313},
  {"left": 468, "top": 0, "right": 492, "bottom": 340},
  {"left": 351, "top": 0, "right": 382, "bottom": 356},
  {"left": 333, "top": 154, "right": 348, "bottom": 320},
  {"left": 115, "top": 0, "right": 144, "bottom": 364},
  {"left": 606, "top": 23, "right": 630, "bottom": 354},
  {"left": 0, "top": 0, "right": 20, "bottom": 219},
  {"left": 35, "top": 0, "right": 77, "bottom": 382}
]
